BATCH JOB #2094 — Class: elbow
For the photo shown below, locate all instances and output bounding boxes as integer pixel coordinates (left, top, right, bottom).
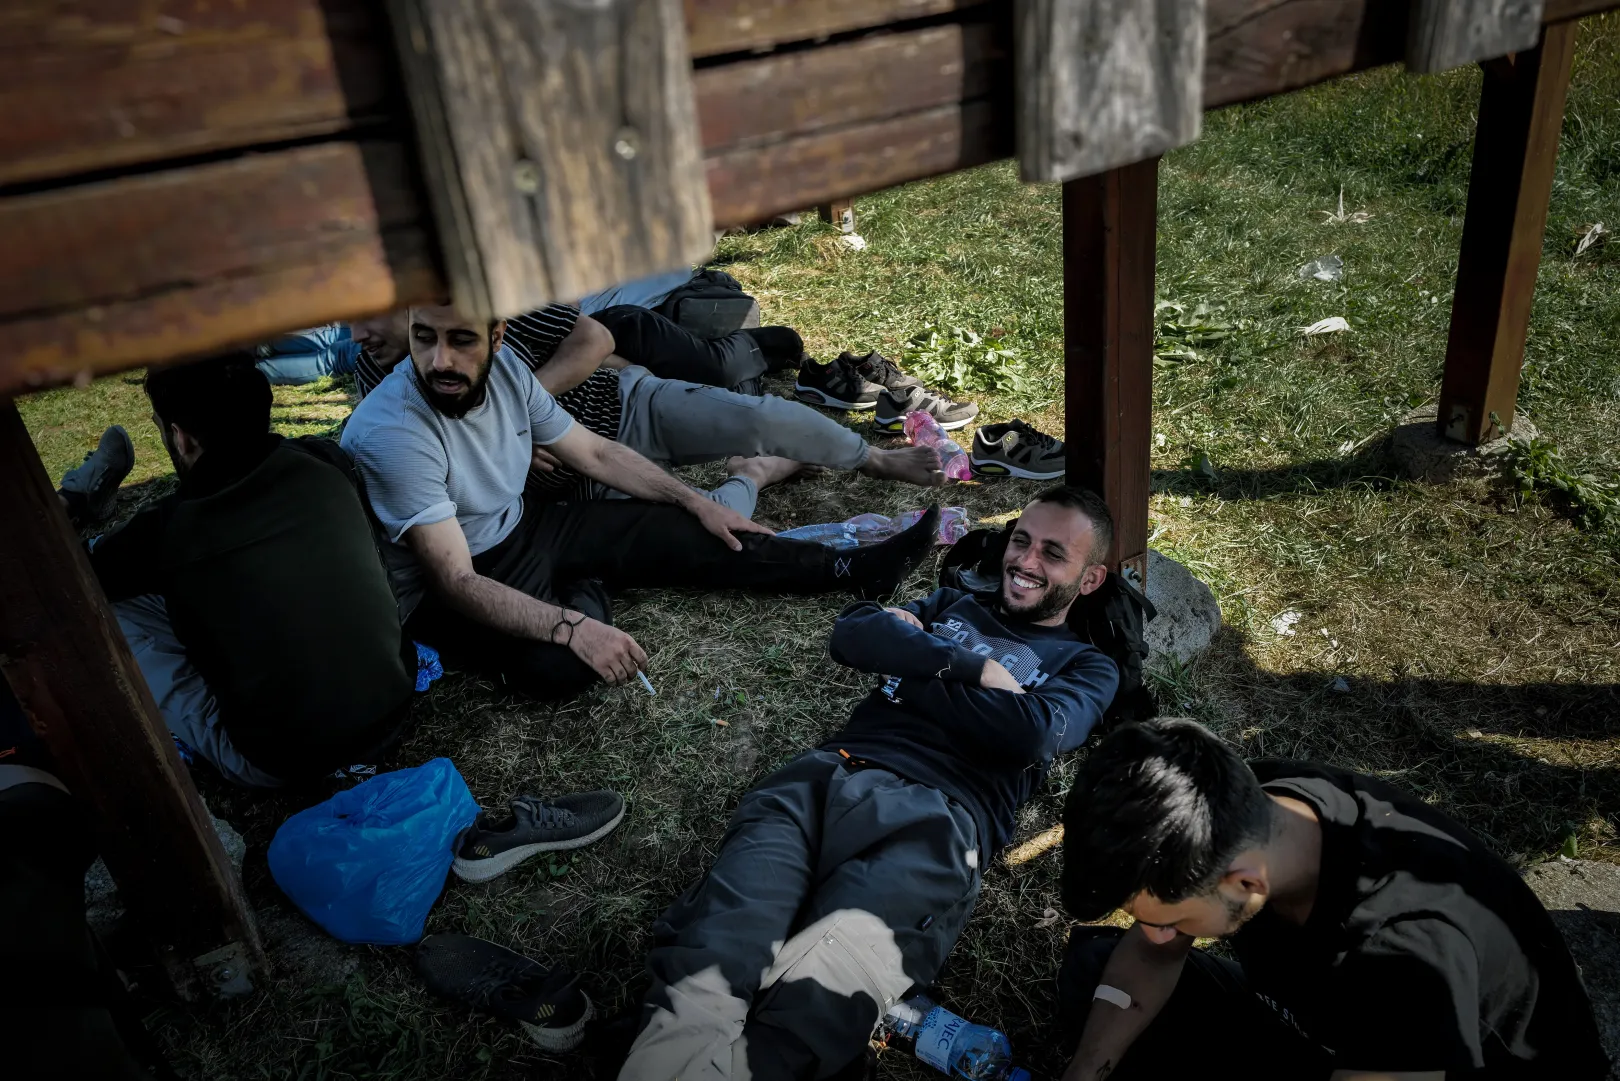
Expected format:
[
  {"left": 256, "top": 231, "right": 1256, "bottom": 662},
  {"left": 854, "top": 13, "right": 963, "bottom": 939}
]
[{"left": 579, "top": 314, "right": 615, "bottom": 362}]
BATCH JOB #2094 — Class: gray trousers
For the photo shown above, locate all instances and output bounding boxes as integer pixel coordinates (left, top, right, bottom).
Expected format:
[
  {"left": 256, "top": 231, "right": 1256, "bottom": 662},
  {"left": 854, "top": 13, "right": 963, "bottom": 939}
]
[
  {"left": 113, "top": 595, "right": 282, "bottom": 788},
  {"left": 608, "top": 367, "right": 873, "bottom": 519},
  {"left": 620, "top": 749, "right": 982, "bottom": 1081}
]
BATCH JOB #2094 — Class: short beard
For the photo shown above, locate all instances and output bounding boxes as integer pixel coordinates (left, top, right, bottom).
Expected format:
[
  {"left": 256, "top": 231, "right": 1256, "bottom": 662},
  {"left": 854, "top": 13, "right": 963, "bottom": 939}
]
[
  {"left": 1222, "top": 892, "right": 1260, "bottom": 934},
  {"left": 415, "top": 347, "right": 493, "bottom": 418},
  {"left": 1000, "top": 570, "right": 1084, "bottom": 623}
]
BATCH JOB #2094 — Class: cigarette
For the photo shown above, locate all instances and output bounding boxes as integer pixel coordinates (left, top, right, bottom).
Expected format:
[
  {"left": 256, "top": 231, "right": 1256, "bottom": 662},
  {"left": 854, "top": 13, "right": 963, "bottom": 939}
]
[{"left": 637, "top": 671, "right": 656, "bottom": 696}]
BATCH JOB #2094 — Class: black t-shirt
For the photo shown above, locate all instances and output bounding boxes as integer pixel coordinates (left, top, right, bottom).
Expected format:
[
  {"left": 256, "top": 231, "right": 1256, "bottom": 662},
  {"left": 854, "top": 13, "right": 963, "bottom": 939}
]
[{"left": 1233, "top": 761, "right": 1607, "bottom": 1079}]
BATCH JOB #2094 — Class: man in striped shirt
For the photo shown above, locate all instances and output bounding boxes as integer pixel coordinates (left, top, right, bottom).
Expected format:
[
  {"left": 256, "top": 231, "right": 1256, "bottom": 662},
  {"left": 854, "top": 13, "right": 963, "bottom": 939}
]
[{"left": 345, "top": 304, "right": 944, "bottom": 515}]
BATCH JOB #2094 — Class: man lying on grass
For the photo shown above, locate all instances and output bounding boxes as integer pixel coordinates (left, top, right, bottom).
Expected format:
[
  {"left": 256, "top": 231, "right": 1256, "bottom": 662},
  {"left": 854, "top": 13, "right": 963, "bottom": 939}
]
[
  {"left": 343, "top": 303, "right": 943, "bottom": 511},
  {"left": 617, "top": 486, "right": 1121, "bottom": 1081},
  {"left": 1056, "top": 718, "right": 1608, "bottom": 1081},
  {"left": 340, "top": 303, "right": 938, "bottom": 702}
]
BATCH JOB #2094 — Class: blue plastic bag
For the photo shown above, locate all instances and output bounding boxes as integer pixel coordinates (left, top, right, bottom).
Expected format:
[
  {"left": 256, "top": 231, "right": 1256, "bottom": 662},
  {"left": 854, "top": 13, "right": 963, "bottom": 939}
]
[{"left": 268, "top": 758, "right": 480, "bottom": 945}]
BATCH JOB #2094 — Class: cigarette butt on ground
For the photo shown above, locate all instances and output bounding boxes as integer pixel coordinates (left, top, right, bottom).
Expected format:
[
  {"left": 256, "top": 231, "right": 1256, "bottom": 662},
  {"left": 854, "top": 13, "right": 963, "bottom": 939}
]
[
  {"left": 637, "top": 671, "right": 656, "bottom": 696},
  {"left": 1004, "top": 824, "right": 1065, "bottom": 867}
]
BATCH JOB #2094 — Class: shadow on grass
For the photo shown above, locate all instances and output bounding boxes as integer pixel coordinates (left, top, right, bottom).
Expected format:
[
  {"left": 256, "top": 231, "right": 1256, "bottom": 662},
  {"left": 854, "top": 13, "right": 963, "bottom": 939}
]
[{"left": 1152, "top": 440, "right": 1406, "bottom": 501}]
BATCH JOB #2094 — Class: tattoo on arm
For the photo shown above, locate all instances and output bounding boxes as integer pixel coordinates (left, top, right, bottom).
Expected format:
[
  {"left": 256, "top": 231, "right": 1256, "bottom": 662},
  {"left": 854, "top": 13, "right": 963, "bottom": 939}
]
[{"left": 1095, "top": 1062, "right": 1114, "bottom": 1080}]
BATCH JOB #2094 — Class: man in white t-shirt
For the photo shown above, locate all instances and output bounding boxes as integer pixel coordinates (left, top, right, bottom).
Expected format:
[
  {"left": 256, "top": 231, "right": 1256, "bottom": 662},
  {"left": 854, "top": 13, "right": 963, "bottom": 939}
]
[{"left": 342, "top": 304, "right": 939, "bottom": 701}]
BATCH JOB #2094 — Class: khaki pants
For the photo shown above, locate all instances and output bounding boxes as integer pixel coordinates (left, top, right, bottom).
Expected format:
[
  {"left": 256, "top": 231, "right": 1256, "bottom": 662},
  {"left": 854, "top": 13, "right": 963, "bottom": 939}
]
[{"left": 620, "top": 750, "right": 982, "bottom": 1081}]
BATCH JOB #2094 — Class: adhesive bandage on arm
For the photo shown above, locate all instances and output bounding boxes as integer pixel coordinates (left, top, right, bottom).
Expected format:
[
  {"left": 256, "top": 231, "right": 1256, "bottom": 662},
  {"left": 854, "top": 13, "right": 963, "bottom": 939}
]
[{"left": 1092, "top": 984, "right": 1134, "bottom": 1010}]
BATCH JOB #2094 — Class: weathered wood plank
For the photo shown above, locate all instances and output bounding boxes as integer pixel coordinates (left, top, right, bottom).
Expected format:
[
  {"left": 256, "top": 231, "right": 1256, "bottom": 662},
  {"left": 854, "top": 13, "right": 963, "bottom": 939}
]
[
  {"left": 1437, "top": 23, "right": 1575, "bottom": 443},
  {"left": 388, "top": 0, "right": 713, "bottom": 319},
  {"left": 1203, "top": 0, "right": 1405, "bottom": 109},
  {"left": 706, "top": 100, "right": 1010, "bottom": 227},
  {"left": 0, "top": 0, "right": 394, "bottom": 188},
  {"left": 1063, "top": 160, "right": 1159, "bottom": 584},
  {"left": 0, "top": 142, "right": 441, "bottom": 396},
  {"left": 695, "top": 22, "right": 1003, "bottom": 151},
  {"left": 1018, "top": 0, "right": 1206, "bottom": 182},
  {"left": 1408, "top": 0, "right": 1545, "bottom": 73},
  {"left": 0, "top": 403, "right": 263, "bottom": 997},
  {"left": 1544, "top": 0, "right": 1617, "bottom": 19},
  {"left": 685, "top": 0, "right": 993, "bottom": 57}
]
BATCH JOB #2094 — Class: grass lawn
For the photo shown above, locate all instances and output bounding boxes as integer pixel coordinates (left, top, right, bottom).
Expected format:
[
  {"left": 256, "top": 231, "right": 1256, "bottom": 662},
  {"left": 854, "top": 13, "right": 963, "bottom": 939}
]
[{"left": 16, "top": 16, "right": 1620, "bottom": 1079}]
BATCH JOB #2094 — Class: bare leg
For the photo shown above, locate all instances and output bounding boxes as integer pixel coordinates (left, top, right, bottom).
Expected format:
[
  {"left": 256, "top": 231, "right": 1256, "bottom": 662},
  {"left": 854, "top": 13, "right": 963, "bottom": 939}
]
[{"left": 725, "top": 455, "right": 808, "bottom": 492}]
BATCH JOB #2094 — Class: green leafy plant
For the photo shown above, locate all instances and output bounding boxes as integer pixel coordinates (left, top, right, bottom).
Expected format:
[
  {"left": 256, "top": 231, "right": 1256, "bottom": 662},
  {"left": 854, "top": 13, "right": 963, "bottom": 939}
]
[
  {"left": 900, "top": 324, "right": 1025, "bottom": 394},
  {"left": 1504, "top": 436, "right": 1620, "bottom": 531},
  {"left": 1153, "top": 299, "right": 1233, "bottom": 362}
]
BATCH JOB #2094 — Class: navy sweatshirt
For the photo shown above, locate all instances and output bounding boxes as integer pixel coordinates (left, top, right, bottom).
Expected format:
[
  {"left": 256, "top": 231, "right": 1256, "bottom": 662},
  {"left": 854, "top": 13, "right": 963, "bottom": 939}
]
[{"left": 823, "top": 588, "right": 1119, "bottom": 852}]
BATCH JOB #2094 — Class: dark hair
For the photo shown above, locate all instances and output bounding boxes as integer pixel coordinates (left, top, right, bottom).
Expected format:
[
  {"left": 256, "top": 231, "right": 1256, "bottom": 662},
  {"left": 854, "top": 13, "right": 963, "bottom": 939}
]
[
  {"left": 1061, "top": 719, "right": 1273, "bottom": 921},
  {"left": 144, "top": 351, "right": 272, "bottom": 452},
  {"left": 1030, "top": 484, "right": 1114, "bottom": 564}
]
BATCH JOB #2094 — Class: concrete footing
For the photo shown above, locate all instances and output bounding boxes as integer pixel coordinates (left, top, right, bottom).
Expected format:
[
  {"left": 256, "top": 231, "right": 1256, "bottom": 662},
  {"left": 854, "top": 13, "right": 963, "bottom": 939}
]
[{"left": 1391, "top": 404, "right": 1538, "bottom": 484}]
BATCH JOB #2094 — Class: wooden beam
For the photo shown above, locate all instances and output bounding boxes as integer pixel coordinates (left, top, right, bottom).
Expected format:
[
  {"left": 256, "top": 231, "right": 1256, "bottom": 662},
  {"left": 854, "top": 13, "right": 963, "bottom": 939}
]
[
  {"left": 0, "top": 0, "right": 395, "bottom": 189},
  {"left": 387, "top": 0, "right": 714, "bottom": 319},
  {"left": 706, "top": 100, "right": 1011, "bottom": 228},
  {"left": 1018, "top": 0, "right": 1205, "bottom": 182},
  {"left": 1408, "top": 0, "right": 1545, "bottom": 73},
  {"left": 1436, "top": 23, "right": 1576, "bottom": 444},
  {"left": 1062, "top": 159, "right": 1158, "bottom": 585},
  {"left": 694, "top": 22, "right": 1003, "bottom": 152},
  {"left": 0, "top": 141, "right": 442, "bottom": 397},
  {"left": 685, "top": 0, "right": 993, "bottom": 57},
  {"left": 0, "top": 402, "right": 262, "bottom": 998}
]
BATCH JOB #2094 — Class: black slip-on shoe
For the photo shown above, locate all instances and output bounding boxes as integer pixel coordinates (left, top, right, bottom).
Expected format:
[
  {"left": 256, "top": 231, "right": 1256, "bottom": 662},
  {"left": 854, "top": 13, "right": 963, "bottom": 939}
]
[
  {"left": 416, "top": 934, "right": 593, "bottom": 1051},
  {"left": 453, "top": 790, "right": 625, "bottom": 883}
]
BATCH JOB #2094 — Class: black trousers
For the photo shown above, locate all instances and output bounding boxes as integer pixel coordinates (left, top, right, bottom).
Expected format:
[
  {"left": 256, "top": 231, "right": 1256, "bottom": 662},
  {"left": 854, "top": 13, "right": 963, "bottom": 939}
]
[
  {"left": 404, "top": 495, "right": 863, "bottom": 701},
  {"left": 593, "top": 305, "right": 767, "bottom": 392},
  {"left": 1056, "top": 927, "right": 1333, "bottom": 1080}
]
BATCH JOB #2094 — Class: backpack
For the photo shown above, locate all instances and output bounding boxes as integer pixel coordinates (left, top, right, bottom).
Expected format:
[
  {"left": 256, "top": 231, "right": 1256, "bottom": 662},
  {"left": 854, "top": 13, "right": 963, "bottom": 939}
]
[
  {"left": 938, "top": 522, "right": 1158, "bottom": 729},
  {"left": 654, "top": 267, "right": 760, "bottom": 340}
]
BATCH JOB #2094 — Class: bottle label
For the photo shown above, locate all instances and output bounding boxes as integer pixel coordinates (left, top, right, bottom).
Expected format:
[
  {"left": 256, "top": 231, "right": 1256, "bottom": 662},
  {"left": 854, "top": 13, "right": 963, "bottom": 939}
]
[{"left": 915, "top": 1006, "right": 966, "bottom": 1073}]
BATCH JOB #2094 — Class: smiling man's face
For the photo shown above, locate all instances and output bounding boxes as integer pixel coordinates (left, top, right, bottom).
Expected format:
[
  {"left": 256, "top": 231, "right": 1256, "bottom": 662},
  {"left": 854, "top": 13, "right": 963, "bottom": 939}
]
[
  {"left": 408, "top": 305, "right": 506, "bottom": 418},
  {"left": 1000, "top": 499, "right": 1107, "bottom": 624}
]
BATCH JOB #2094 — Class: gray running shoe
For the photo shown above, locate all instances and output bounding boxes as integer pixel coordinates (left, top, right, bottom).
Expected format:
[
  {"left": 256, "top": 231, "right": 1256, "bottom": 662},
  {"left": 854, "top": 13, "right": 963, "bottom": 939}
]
[
  {"left": 453, "top": 790, "right": 625, "bottom": 883},
  {"left": 970, "top": 419, "right": 1066, "bottom": 480},
  {"left": 873, "top": 386, "right": 978, "bottom": 433},
  {"left": 847, "top": 350, "right": 923, "bottom": 394},
  {"left": 416, "top": 934, "right": 593, "bottom": 1051},
  {"left": 58, "top": 425, "right": 134, "bottom": 523}
]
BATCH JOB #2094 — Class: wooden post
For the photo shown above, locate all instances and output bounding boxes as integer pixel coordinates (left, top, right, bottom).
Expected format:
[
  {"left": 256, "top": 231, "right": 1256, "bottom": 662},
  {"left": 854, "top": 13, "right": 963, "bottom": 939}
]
[
  {"left": 818, "top": 200, "right": 856, "bottom": 234},
  {"left": 1017, "top": 0, "right": 1205, "bottom": 183},
  {"left": 0, "top": 403, "right": 262, "bottom": 999},
  {"left": 1436, "top": 22, "right": 1575, "bottom": 445},
  {"left": 385, "top": 0, "right": 715, "bottom": 319},
  {"left": 1063, "top": 159, "right": 1157, "bottom": 586},
  {"left": 1407, "top": 0, "right": 1545, "bottom": 73}
]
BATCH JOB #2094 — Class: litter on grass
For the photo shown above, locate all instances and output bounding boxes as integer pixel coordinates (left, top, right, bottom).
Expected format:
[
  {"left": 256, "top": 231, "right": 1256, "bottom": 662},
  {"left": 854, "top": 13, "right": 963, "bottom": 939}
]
[
  {"left": 840, "top": 233, "right": 868, "bottom": 251},
  {"left": 1575, "top": 222, "right": 1606, "bottom": 258},
  {"left": 1320, "top": 186, "right": 1373, "bottom": 225},
  {"left": 1302, "top": 316, "right": 1350, "bottom": 336},
  {"left": 1270, "top": 610, "right": 1303, "bottom": 636},
  {"left": 1297, "top": 255, "right": 1344, "bottom": 282}
]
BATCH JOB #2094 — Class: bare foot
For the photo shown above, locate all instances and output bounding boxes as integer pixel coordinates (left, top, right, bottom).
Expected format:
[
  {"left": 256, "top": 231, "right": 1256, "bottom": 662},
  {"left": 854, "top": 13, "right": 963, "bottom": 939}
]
[
  {"left": 725, "top": 455, "right": 809, "bottom": 490},
  {"left": 861, "top": 445, "right": 945, "bottom": 486}
]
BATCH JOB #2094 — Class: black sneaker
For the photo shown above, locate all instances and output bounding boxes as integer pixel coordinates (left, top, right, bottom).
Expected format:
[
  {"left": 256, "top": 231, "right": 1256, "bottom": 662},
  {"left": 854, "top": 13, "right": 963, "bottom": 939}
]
[
  {"left": 847, "top": 505, "right": 940, "bottom": 599},
  {"left": 746, "top": 326, "right": 805, "bottom": 373},
  {"left": 453, "top": 791, "right": 626, "bottom": 883},
  {"left": 416, "top": 934, "right": 593, "bottom": 1051},
  {"left": 795, "top": 356, "right": 882, "bottom": 410},
  {"left": 873, "top": 386, "right": 978, "bottom": 433},
  {"left": 845, "top": 350, "right": 923, "bottom": 394},
  {"left": 58, "top": 425, "right": 134, "bottom": 523},
  {"left": 970, "top": 419, "right": 1066, "bottom": 480}
]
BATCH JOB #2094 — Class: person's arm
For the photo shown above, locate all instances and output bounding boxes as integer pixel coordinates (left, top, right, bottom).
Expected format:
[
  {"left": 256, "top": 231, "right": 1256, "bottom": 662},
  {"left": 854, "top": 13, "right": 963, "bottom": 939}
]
[
  {"left": 405, "top": 517, "right": 647, "bottom": 684},
  {"left": 1064, "top": 924, "right": 1195, "bottom": 1081},
  {"left": 86, "top": 500, "right": 176, "bottom": 602},
  {"left": 827, "top": 591, "right": 990, "bottom": 684},
  {"left": 533, "top": 314, "right": 621, "bottom": 397},
  {"left": 544, "top": 422, "right": 773, "bottom": 551},
  {"left": 889, "top": 648, "right": 1119, "bottom": 763}
]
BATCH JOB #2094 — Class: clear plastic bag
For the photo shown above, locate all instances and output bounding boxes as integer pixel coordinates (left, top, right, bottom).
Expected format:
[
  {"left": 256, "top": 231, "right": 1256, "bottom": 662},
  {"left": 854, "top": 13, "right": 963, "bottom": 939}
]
[{"left": 267, "top": 757, "right": 480, "bottom": 944}]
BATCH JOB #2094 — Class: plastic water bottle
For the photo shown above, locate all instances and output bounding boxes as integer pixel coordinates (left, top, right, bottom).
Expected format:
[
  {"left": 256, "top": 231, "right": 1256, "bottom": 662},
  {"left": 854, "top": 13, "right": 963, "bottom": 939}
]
[
  {"left": 771, "top": 521, "right": 863, "bottom": 548},
  {"left": 777, "top": 508, "right": 972, "bottom": 548},
  {"left": 903, "top": 412, "right": 973, "bottom": 482},
  {"left": 881, "top": 995, "right": 1031, "bottom": 1081}
]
